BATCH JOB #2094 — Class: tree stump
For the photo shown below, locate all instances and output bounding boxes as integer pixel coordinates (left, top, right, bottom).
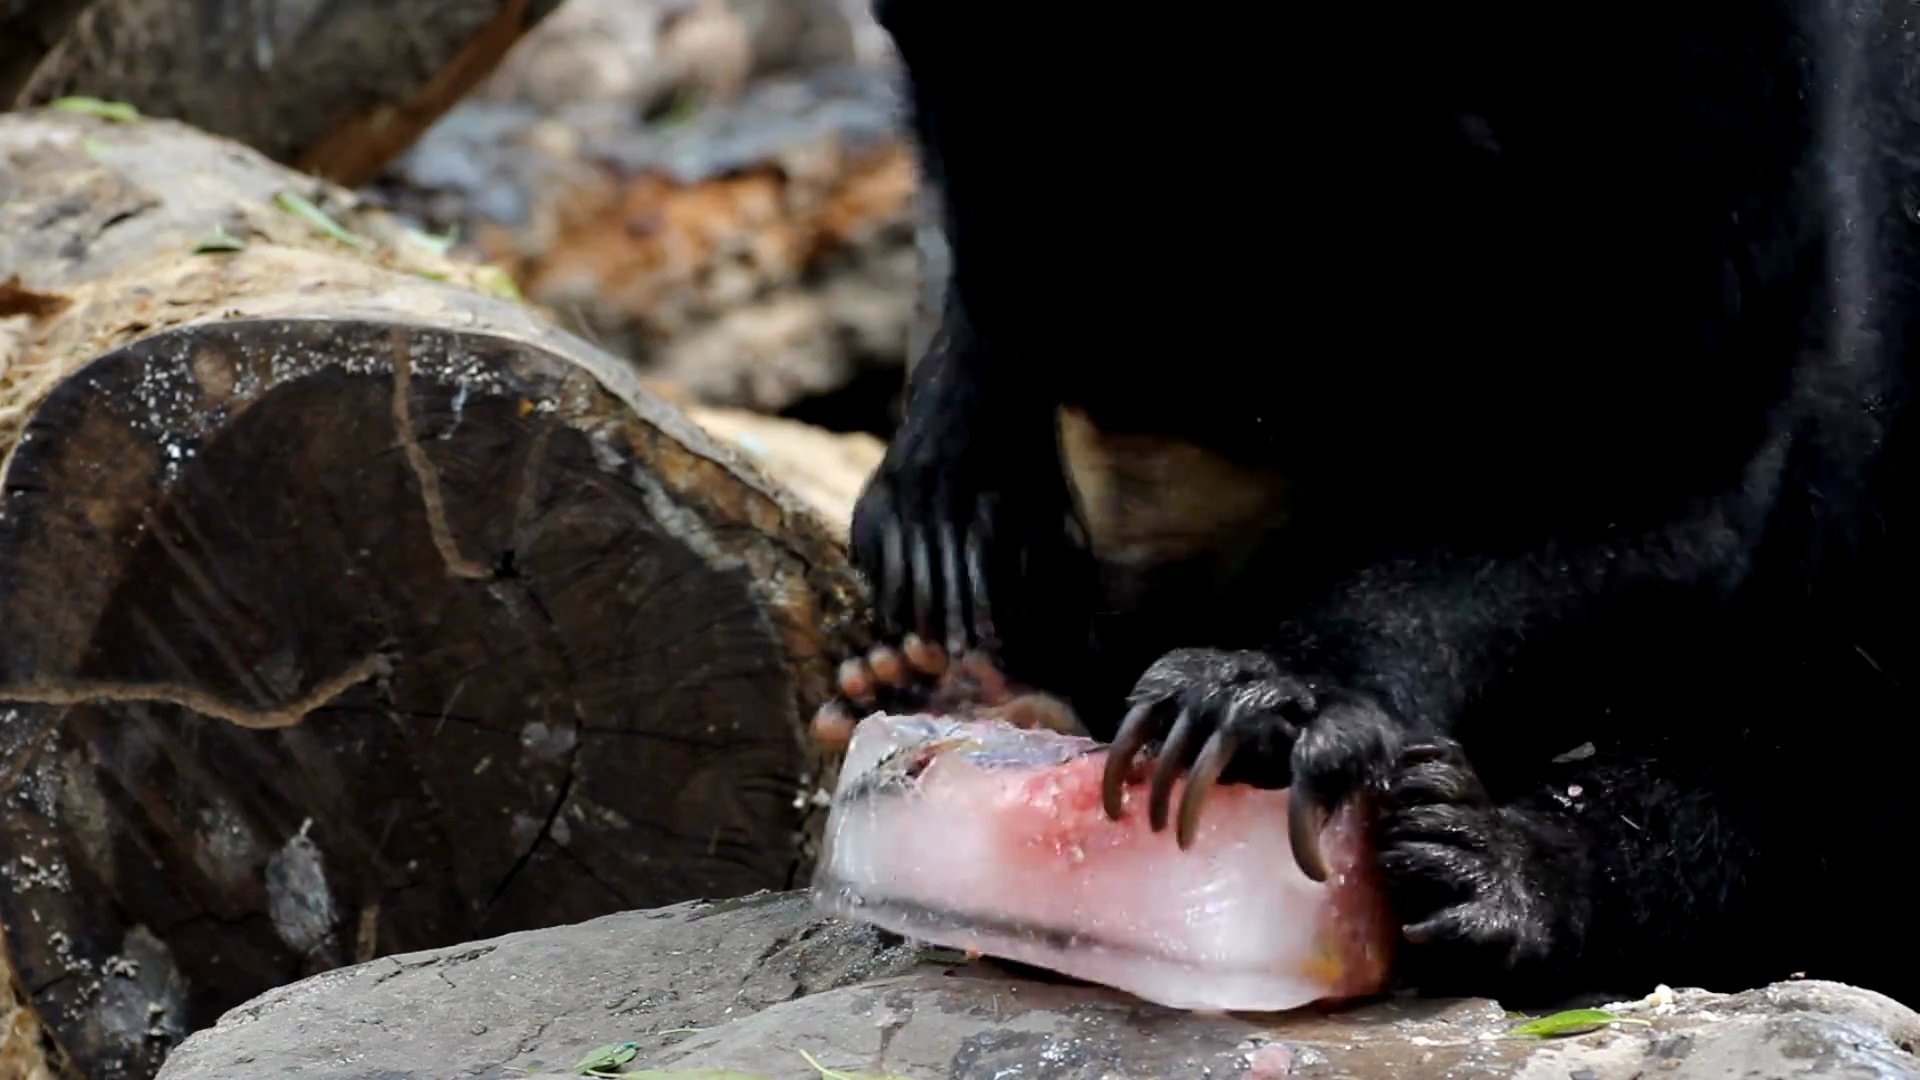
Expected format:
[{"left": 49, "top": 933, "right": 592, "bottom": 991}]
[
  {"left": 0, "top": 107, "right": 871, "bottom": 1080},
  {"left": 3, "top": 0, "right": 567, "bottom": 186}
]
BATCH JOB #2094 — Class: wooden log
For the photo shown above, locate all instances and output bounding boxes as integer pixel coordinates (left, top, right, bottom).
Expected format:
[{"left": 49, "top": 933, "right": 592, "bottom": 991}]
[
  {"left": 4, "top": 0, "right": 567, "bottom": 187},
  {"left": 0, "top": 107, "right": 872, "bottom": 1080},
  {"left": 676, "top": 403, "right": 883, "bottom": 544},
  {"left": 0, "top": 925, "right": 83, "bottom": 1080}
]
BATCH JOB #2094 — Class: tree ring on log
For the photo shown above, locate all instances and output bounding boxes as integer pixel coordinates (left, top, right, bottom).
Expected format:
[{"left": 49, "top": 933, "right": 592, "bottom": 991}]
[{"left": 0, "top": 316, "right": 864, "bottom": 1079}]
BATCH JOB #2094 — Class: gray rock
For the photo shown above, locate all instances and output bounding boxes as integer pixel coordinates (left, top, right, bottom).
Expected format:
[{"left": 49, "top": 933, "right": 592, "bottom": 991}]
[{"left": 154, "top": 890, "right": 1920, "bottom": 1080}]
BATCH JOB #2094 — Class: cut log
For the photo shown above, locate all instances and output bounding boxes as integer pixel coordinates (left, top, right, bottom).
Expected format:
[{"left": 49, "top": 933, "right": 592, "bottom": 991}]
[
  {"left": 5, "top": 0, "right": 567, "bottom": 187},
  {"left": 0, "top": 107, "right": 872, "bottom": 1080},
  {"left": 677, "top": 404, "right": 883, "bottom": 544},
  {"left": 0, "top": 925, "right": 84, "bottom": 1080}
]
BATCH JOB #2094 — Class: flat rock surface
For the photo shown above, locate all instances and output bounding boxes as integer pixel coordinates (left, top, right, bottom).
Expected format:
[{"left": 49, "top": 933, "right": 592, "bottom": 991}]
[{"left": 153, "top": 890, "right": 1920, "bottom": 1080}]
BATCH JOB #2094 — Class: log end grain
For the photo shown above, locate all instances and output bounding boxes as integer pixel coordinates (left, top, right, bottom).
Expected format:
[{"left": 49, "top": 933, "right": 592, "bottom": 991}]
[{"left": 0, "top": 107, "right": 879, "bottom": 1080}]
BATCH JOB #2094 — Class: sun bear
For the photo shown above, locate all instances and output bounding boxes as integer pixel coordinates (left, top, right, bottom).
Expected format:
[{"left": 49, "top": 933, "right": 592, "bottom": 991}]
[{"left": 820, "top": 0, "right": 1920, "bottom": 1007}]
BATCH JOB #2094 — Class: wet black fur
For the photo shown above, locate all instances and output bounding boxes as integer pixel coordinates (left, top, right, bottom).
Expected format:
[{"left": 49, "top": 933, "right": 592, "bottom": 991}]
[{"left": 850, "top": 0, "right": 1920, "bottom": 1006}]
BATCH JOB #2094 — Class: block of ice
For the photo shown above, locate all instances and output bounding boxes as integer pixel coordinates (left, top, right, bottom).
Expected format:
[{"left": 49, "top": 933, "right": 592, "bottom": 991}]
[{"left": 811, "top": 711, "right": 1396, "bottom": 1012}]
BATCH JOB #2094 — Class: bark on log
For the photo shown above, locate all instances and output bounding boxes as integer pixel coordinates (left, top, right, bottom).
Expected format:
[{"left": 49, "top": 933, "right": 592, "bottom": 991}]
[
  {"left": 4, "top": 0, "right": 567, "bottom": 187},
  {"left": 0, "top": 926, "right": 83, "bottom": 1080},
  {"left": 0, "top": 107, "right": 870, "bottom": 1080},
  {"left": 676, "top": 404, "right": 883, "bottom": 544}
]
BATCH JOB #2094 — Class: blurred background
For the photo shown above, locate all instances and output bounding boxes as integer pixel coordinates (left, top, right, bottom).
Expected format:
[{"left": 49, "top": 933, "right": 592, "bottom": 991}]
[
  {"left": 367, "top": 0, "right": 933, "bottom": 442},
  {"left": 5, "top": 0, "right": 939, "bottom": 532},
  {"left": 0, "top": 7, "right": 941, "bottom": 1074}
]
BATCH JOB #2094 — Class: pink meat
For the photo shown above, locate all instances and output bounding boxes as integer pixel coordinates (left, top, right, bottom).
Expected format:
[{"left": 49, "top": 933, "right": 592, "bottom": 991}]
[{"left": 812, "top": 712, "right": 1397, "bottom": 1012}]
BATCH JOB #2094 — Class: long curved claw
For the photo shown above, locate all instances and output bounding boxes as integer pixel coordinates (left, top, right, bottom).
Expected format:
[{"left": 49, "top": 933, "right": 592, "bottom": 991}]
[
  {"left": 1176, "top": 729, "right": 1240, "bottom": 850},
  {"left": 1401, "top": 907, "right": 1466, "bottom": 945},
  {"left": 877, "top": 520, "right": 906, "bottom": 626},
  {"left": 939, "top": 526, "right": 967, "bottom": 656},
  {"left": 908, "top": 525, "right": 936, "bottom": 637},
  {"left": 965, "top": 521, "right": 996, "bottom": 654},
  {"left": 1148, "top": 708, "right": 1200, "bottom": 832},
  {"left": 1289, "top": 785, "right": 1332, "bottom": 883},
  {"left": 1102, "top": 702, "right": 1158, "bottom": 820}
]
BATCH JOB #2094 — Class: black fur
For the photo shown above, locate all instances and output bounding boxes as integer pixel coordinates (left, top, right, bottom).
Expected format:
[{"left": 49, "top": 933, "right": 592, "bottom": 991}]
[{"left": 849, "top": 0, "right": 1920, "bottom": 1006}]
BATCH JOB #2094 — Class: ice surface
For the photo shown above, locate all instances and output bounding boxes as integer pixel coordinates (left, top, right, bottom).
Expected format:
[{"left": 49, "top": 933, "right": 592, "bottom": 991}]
[{"left": 811, "top": 712, "right": 1397, "bottom": 1012}]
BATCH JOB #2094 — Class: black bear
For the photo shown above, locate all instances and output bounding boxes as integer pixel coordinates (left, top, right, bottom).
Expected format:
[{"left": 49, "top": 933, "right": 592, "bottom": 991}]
[{"left": 824, "top": 0, "right": 1920, "bottom": 1007}]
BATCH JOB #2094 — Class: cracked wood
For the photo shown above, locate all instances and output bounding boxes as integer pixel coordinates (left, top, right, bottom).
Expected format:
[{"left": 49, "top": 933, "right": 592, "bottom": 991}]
[{"left": 0, "top": 107, "right": 874, "bottom": 1080}]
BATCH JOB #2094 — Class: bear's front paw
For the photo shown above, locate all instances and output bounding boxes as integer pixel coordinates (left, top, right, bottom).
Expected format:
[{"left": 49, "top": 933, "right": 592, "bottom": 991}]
[{"left": 1102, "top": 647, "right": 1407, "bottom": 879}]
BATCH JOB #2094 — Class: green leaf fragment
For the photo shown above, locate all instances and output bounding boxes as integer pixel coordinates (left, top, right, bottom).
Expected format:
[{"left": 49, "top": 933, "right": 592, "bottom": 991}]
[
  {"left": 473, "top": 264, "right": 523, "bottom": 301},
  {"left": 574, "top": 1041, "right": 640, "bottom": 1073},
  {"left": 194, "top": 225, "right": 246, "bottom": 253},
  {"left": 650, "top": 88, "right": 704, "bottom": 128},
  {"left": 797, "top": 1047, "right": 914, "bottom": 1080},
  {"left": 51, "top": 96, "right": 140, "bottom": 122},
  {"left": 1504, "top": 1008, "right": 1651, "bottom": 1039},
  {"left": 273, "top": 190, "right": 374, "bottom": 251},
  {"left": 81, "top": 137, "right": 109, "bottom": 156},
  {"left": 403, "top": 224, "right": 459, "bottom": 255}
]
